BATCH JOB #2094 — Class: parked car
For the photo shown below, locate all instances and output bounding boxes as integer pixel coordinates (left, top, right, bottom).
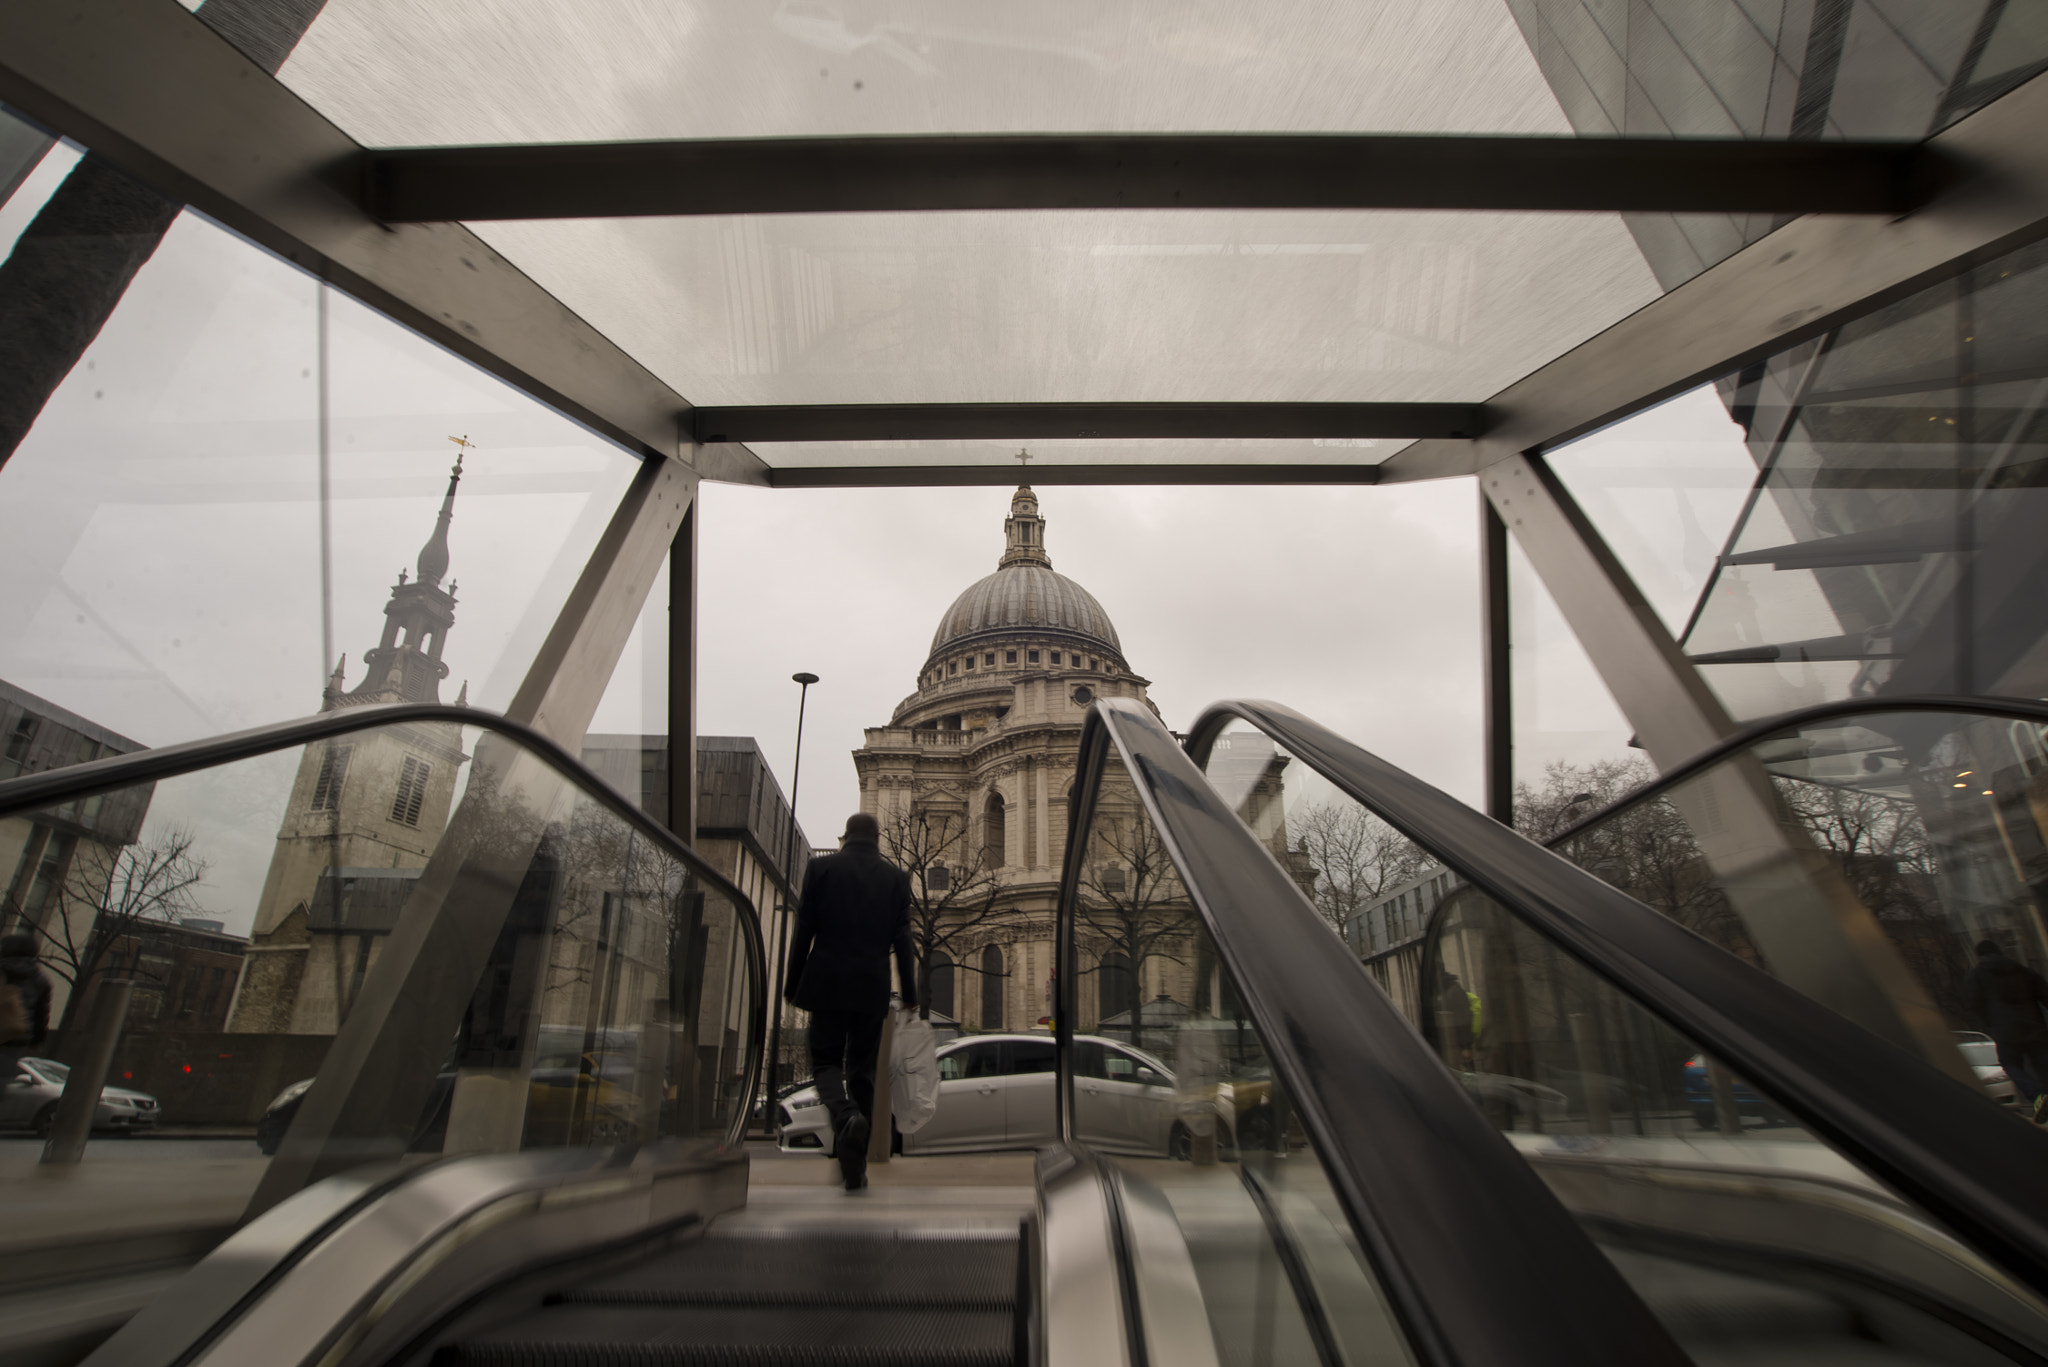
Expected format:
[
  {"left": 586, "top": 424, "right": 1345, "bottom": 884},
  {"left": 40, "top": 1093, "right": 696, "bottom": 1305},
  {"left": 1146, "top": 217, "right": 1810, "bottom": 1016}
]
[
  {"left": 777, "top": 1033, "right": 1232, "bottom": 1159},
  {"left": 1, "top": 1057, "right": 159, "bottom": 1136}
]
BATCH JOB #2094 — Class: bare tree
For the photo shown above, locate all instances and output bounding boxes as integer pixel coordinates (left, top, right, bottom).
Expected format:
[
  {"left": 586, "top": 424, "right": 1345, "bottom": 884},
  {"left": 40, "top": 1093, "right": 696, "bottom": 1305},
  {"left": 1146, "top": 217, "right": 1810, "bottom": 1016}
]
[
  {"left": 880, "top": 805, "right": 1023, "bottom": 1019},
  {"left": 1288, "top": 801, "right": 1430, "bottom": 939},
  {"left": 31, "top": 828, "right": 208, "bottom": 1031},
  {"left": 1073, "top": 802, "right": 1197, "bottom": 1049}
]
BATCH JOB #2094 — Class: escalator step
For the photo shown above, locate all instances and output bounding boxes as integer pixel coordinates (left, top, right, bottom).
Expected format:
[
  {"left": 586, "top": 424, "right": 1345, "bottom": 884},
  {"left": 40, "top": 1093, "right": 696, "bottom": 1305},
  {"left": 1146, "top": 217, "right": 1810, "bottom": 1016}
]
[
  {"left": 569, "top": 1236, "right": 1015, "bottom": 1308},
  {"left": 437, "top": 1304, "right": 1016, "bottom": 1367},
  {"left": 558, "top": 1290, "right": 1012, "bottom": 1313}
]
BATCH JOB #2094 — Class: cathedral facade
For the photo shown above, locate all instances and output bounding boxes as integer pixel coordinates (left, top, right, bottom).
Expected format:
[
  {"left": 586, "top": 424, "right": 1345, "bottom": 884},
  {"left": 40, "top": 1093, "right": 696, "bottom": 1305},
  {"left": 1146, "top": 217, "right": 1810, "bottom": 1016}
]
[
  {"left": 853, "top": 487, "right": 1186, "bottom": 1038},
  {"left": 225, "top": 458, "right": 470, "bottom": 1034}
]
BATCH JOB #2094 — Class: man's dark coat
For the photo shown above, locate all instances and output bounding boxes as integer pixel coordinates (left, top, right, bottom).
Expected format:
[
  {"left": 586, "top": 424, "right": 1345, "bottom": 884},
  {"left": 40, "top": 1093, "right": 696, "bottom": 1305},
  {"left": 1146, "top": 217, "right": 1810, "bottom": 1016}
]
[
  {"left": 1965, "top": 949, "right": 2048, "bottom": 1044},
  {"left": 785, "top": 836, "right": 916, "bottom": 1013}
]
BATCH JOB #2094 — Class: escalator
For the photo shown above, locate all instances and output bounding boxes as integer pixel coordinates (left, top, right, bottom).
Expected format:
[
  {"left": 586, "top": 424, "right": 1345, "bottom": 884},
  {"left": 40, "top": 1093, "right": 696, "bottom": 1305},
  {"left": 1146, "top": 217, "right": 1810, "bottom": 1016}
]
[{"left": 12, "top": 695, "right": 2048, "bottom": 1366}]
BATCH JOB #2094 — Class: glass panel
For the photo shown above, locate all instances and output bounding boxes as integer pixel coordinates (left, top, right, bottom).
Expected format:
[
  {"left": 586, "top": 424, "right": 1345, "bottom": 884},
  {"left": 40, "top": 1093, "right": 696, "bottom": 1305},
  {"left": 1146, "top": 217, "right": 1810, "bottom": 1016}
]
[
  {"left": 1419, "top": 889, "right": 2048, "bottom": 1363},
  {"left": 1561, "top": 704, "right": 2048, "bottom": 1106},
  {"left": 1069, "top": 740, "right": 1415, "bottom": 1367},
  {"left": 1202, "top": 722, "right": 1439, "bottom": 1017},
  {"left": 1509, "top": 538, "right": 1642, "bottom": 797},
  {"left": 1545, "top": 385, "right": 1761, "bottom": 637},
  {"left": 0, "top": 719, "right": 754, "bottom": 1264},
  {"left": 469, "top": 208, "right": 1658, "bottom": 410},
  {"left": 1674, "top": 237, "right": 2048, "bottom": 720},
  {"left": 0, "top": 137, "right": 643, "bottom": 768},
  {"left": 282, "top": 2, "right": 1620, "bottom": 144}
]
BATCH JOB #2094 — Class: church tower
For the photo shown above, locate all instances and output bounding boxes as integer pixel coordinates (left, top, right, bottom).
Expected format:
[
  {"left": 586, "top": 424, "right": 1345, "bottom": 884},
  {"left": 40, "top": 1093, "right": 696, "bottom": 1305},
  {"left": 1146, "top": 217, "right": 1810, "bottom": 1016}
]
[{"left": 226, "top": 455, "right": 473, "bottom": 1034}]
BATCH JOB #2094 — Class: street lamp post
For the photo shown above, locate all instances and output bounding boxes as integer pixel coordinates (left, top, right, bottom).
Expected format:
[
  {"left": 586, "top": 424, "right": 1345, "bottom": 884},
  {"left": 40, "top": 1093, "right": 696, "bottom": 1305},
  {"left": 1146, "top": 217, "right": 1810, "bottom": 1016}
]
[{"left": 763, "top": 671, "right": 817, "bottom": 1137}]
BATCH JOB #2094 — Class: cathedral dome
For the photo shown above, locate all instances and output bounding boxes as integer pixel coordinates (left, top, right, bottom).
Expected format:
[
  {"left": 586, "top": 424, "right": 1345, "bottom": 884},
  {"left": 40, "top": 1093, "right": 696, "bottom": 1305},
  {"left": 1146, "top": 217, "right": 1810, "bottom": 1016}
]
[
  {"left": 929, "top": 565, "right": 1123, "bottom": 660},
  {"left": 924, "top": 486, "right": 1124, "bottom": 667}
]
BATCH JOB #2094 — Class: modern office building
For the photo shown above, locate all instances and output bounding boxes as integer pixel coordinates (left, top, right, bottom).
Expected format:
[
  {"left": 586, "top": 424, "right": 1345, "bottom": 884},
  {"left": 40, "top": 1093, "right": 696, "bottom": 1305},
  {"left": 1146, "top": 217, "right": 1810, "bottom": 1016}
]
[{"left": 4, "top": 3, "right": 2048, "bottom": 1365}]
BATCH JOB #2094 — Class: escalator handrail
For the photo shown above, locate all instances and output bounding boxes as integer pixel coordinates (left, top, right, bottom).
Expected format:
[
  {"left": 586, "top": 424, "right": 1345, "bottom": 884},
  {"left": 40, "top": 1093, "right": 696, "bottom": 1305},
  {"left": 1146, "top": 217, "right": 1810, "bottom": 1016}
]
[
  {"left": 1185, "top": 698, "right": 2048, "bottom": 1302},
  {"left": 1545, "top": 692, "right": 2048, "bottom": 847},
  {"left": 1061, "top": 699, "right": 1693, "bottom": 1367},
  {"left": 0, "top": 700, "right": 769, "bottom": 1150}
]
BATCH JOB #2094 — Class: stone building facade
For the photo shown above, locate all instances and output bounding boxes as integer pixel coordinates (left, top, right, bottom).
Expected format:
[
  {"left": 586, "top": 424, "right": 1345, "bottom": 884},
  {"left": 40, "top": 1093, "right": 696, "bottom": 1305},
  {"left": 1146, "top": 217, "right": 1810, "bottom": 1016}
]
[
  {"left": 225, "top": 458, "right": 470, "bottom": 1034},
  {"left": 852, "top": 486, "right": 1191, "bottom": 1037}
]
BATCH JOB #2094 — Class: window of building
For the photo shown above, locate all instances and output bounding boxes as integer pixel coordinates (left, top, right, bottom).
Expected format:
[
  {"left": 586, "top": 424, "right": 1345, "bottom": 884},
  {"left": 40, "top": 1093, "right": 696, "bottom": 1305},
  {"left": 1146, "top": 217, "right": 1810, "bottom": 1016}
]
[
  {"left": 1028, "top": 650, "right": 1040, "bottom": 663},
  {"left": 984, "top": 653, "right": 995, "bottom": 666},
  {"left": 981, "top": 943, "right": 1004, "bottom": 1029},
  {"left": 984, "top": 790, "right": 1006, "bottom": 867},
  {"left": 390, "top": 755, "right": 431, "bottom": 826},
  {"left": 928, "top": 949, "right": 954, "bottom": 1019},
  {"left": 1098, "top": 950, "right": 1135, "bottom": 1021},
  {"left": 1050, "top": 651, "right": 1061, "bottom": 664},
  {"left": 1005, "top": 651, "right": 1016, "bottom": 664},
  {"left": 310, "top": 743, "right": 353, "bottom": 811},
  {"left": 965, "top": 655, "right": 974, "bottom": 669},
  {"left": 949, "top": 661, "right": 959, "bottom": 675},
  {"left": 2, "top": 716, "right": 34, "bottom": 778}
]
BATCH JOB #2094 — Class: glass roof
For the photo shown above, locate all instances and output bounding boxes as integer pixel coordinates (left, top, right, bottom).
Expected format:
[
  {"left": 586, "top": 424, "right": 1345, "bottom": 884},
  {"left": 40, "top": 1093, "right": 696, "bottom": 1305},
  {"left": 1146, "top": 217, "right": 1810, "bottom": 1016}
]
[
  {"left": 280, "top": 0, "right": 1577, "bottom": 144},
  {"left": 271, "top": 1, "right": 1672, "bottom": 433},
  {"left": 474, "top": 209, "right": 1658, "bottom": 410}
]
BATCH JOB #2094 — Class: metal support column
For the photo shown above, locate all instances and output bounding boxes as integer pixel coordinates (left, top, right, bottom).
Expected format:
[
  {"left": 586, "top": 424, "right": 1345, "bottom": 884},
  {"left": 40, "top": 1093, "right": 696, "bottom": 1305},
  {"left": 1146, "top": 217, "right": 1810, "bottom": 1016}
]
[
  {"left": 667, "top": 500, "right": 698, "bottom": 843},
  {"left": 1482, "top": 452, "right": 1969, "bottom": 1080},
  {"left": 1481, "top": 490, "right": 1512, "bottom": 826}
]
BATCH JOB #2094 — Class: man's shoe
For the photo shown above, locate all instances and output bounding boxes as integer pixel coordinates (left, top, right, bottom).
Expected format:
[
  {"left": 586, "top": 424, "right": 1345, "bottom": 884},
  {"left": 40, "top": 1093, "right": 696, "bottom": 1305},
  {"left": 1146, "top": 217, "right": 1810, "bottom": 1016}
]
[
  {"left": 839, "top": 1109, "right": 871, "bottom": 1153},
  {"left": 844, "top": 1174, "right": 869, "bottom": 1192}
]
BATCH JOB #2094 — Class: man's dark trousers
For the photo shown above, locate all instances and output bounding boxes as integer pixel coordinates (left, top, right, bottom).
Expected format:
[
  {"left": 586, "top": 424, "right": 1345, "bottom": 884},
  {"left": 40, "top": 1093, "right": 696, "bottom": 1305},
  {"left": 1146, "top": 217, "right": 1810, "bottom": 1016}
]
[{"left": 811, "top": 1007, "right": 886, "bottom": 1185}]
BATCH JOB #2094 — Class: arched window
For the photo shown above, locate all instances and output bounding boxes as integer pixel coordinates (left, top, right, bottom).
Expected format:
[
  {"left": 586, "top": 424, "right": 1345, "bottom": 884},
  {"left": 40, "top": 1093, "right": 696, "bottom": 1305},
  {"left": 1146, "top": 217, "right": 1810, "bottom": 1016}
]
[
  {"left": 981, "top": 943, "right": 1004, "bottom": 1030},
  {"left": 984, "top": 790, "right": 1006, "bottom": 868},
  {"left": 1098, "top": 950, "right": 1135, "bottom": 1020},
  {"left": 928, "top": 950, "right": 955, "bottom": 1020}
]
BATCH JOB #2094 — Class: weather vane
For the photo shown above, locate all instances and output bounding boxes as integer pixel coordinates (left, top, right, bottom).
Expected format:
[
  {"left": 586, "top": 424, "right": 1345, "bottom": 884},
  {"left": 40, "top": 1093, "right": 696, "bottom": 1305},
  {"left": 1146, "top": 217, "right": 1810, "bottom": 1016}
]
[{"left": 448, "top": 433, "right": 475, "bottom": 474}]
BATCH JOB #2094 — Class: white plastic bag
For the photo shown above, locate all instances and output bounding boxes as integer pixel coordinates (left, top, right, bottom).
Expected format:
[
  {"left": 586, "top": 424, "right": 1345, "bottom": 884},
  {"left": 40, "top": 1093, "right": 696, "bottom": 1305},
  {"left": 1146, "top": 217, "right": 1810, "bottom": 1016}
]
[{"left": 889, "top": 1008, "right": 940, "bottom": 1134}]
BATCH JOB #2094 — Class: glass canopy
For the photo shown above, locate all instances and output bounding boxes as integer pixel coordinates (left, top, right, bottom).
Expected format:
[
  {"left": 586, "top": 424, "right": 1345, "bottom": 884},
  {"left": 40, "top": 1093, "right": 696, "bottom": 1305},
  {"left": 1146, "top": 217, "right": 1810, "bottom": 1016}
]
[{"left": 253, "top": 1, "right": 2029, "bottom": 470}]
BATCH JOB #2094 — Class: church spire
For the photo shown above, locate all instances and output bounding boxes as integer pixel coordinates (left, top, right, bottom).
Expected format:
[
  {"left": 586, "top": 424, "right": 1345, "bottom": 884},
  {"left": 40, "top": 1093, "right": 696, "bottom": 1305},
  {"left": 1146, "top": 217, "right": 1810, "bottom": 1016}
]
[
  {"left": 999, "top": 485, "right": 1051, "bottom": 570},
  {"left": 415, "top": 450, "right": 463, "bottom": 588}
]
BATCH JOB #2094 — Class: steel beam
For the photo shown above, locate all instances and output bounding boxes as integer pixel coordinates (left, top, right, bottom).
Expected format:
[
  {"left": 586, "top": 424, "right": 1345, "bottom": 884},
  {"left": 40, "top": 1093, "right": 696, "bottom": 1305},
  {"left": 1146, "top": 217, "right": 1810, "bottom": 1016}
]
[
  {"left": 0, "top": 0, "right": 752, "bottom": 475},
  {"left": 1481, "top": 493, "right": 1512, "bottom": 825},
  {"left": 362, "top": 134, "right": 1946, "bottom": 222},
  {"left": 668, "top": 502, "right": 698, "bottom": 842},
  {"left": 1382, "top": 68, "right": 2048, "bottom": 484},
  {"left": 765, "top": 463, "right": 1382, "bottom": 489},
  {"left": 691, "top": 402, "right": 1480, "bottom": 444}
]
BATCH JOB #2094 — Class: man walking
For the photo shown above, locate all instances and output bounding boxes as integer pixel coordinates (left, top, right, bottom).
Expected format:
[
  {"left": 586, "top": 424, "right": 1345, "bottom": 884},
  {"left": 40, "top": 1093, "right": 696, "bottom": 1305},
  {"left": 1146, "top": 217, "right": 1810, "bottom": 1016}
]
[
  {"left": 1964, "top": 938, "right": 2048, "bottom": 1123},
  {"left": 785, "top": 812, "right": 916, "bottom": 1191}
]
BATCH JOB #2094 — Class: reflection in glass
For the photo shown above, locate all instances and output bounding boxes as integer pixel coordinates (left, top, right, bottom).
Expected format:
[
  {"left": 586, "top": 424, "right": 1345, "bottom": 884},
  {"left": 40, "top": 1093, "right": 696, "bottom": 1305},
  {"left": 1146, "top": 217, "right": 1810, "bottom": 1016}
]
[
  {"left": 0, "top": 136, "right": 642, "bottom": 772},
  {"left": 1560, "top": 706, "right": 2048, "bottom": 1115},
  {"left": 1665, "top": 238, "right": 2048, "bottom": 722},
  {"left": 1203, "top": 724, "right": 1439, "bottom": 1019},
  {"left": 1066, "top": 741, "right": 1413, "bottom": 1367},
  {"left": 1420, "top": 888, "right": 2048, "bottom": 1363},
  {"left": 0, "top": 719, "right": 753, "bottom": 1266}
]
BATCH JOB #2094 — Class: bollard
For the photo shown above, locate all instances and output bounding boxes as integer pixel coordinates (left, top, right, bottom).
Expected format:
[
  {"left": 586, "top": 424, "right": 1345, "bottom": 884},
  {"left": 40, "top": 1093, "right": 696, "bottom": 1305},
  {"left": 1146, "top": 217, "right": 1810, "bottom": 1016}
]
[{"left": 42, "top": 979, "right": 134, "bottom": 1165}]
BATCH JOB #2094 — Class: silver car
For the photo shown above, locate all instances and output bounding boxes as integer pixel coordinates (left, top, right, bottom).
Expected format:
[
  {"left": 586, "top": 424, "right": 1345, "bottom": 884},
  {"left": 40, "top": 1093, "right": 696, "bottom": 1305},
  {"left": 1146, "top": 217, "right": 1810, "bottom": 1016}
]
[
  {"left": 778, "top": 1032, "right": 1225, "bottom": 1158},
  {"left": 1, "top": 1057, "right": 161, "bottom": 1136},
  {"left": 1956, "top": 1034, "right": 2020, "bottom": 1106}
]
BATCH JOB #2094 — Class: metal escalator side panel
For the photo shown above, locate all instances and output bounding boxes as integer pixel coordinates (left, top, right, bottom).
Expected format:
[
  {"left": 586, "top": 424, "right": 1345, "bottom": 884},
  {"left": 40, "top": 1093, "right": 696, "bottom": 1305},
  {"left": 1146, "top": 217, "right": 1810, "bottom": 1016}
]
[
  {"left": 1057, "top": 700, "right": 1692, "bottom": 1367},
  {"left": 1187, "top": 697, "right": 2048, "bottom": 1304},
  {"left": 1037, "top": 1148, "right": 1136, "bottom": 1367}
]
